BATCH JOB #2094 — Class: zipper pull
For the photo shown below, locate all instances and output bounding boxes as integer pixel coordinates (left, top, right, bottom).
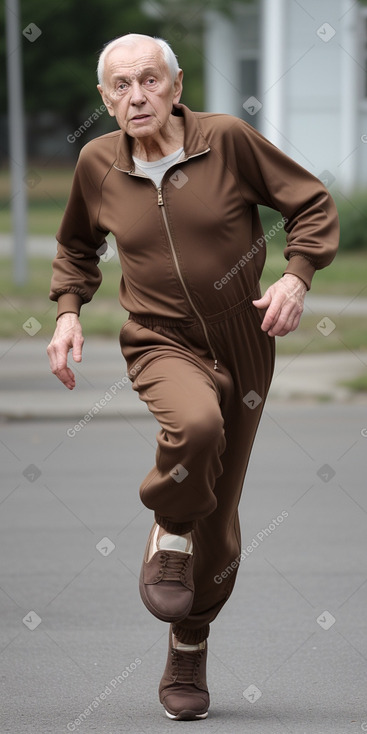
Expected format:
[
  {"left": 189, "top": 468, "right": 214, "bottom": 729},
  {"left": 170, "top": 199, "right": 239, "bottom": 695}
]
[{"left": 157, "top": 187, "right": 163, "bottom": 206}]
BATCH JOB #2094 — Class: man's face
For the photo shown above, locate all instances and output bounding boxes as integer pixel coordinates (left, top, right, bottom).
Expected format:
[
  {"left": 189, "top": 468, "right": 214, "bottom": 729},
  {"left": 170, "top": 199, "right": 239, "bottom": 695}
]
[{"left": 98, "top": 39, "right": 183, "bottom": 139}]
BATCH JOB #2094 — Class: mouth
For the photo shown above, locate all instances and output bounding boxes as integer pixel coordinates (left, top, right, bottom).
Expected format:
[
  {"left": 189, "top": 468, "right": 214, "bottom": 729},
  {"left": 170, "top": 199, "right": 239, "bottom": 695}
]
[{"left": 131, "top": 114, "right": 152, "bottom": 122}]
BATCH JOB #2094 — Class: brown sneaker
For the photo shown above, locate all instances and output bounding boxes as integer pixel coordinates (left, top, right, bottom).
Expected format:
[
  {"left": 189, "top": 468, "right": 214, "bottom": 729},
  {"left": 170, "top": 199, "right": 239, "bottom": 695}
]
[
  {"left": 159, "top": 627, "right": 209, "bottom": 720},
  {"left": 139, "top": 523, "right": 194, "bottom": 623}
]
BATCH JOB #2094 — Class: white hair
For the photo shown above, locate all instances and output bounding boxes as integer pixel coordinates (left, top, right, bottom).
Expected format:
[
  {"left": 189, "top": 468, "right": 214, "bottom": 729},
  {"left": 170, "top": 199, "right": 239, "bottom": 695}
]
[{"left": 97, "top": 33, "right": 180, "bottom": 87}]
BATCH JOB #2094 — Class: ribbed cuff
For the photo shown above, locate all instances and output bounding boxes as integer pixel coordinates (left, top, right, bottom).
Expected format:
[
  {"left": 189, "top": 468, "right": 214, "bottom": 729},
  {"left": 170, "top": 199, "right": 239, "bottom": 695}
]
[
  {"left": 154, "top": 513, "right": 195, "bottom": 535},
  {"left": 172, "top": 623, "right": 210, "bottom": 645},
  {"left": 56, "top": 293, "right": 83, "bottom": 319},
  {"left": 282, "top": 254, "right": 316, "bottom": 290}
]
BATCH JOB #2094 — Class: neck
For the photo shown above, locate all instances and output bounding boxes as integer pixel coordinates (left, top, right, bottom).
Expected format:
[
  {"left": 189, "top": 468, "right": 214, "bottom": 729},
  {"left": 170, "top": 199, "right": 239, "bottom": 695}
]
[{"left": 132, "top": 115, "right": 184, "bottom": 161}]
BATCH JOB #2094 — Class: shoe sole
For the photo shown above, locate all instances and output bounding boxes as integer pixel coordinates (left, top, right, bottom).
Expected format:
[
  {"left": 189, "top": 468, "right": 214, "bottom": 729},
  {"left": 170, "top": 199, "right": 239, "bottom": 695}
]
[{"left": 165, "top": 709, "right": 208, "bottom": 720}]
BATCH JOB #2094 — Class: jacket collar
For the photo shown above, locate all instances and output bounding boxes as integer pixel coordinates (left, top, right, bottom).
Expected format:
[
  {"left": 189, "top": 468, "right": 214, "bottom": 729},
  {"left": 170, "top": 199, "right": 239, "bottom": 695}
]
[{"left": 114, "top": 103, "right": 210, "bottom": 172}]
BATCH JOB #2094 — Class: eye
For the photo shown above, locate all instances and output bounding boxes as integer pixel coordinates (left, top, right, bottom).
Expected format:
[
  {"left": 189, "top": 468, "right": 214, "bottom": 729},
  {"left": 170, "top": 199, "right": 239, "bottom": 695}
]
[
  {"left": 117, "top": 81, "right": 128, "bottom": 92},
  {"left": 145, "top": 77, "right": 157, "bottom": 86}
]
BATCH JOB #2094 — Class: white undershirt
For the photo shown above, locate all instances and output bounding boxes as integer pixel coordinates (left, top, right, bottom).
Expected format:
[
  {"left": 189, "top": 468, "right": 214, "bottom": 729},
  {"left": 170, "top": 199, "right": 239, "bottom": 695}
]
[{"left": 132, "top": 147, "right": 184, "bottom": 188}]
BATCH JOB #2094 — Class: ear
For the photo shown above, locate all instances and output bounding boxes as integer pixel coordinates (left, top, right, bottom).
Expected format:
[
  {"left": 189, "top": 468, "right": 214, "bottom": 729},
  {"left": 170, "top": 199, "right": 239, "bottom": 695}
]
[
  {"left": 97, "top": 84, "right": 116, "bottom": 118},
  {"left": 173, "top": 70, "right": 183, "bottom": 105}
]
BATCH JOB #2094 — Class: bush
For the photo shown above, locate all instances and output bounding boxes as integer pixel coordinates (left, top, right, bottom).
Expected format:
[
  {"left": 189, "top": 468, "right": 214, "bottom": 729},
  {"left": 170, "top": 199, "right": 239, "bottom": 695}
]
[
  {"left": 335, "top": 192, "right": 367, "bottom": 251},
  {"left": 259, "top": 192, "right": 367, "bottom": 253}
]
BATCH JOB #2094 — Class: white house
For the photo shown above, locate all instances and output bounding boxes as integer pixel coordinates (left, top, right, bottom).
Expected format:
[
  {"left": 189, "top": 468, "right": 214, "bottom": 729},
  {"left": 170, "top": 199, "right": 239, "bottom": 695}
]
[{"left": 203, "top": 0, "right": 367, "bottom": 193}]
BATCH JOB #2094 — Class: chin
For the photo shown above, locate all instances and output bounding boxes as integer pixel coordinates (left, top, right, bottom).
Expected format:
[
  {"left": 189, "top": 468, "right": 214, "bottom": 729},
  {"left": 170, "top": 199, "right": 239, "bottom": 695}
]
[
  {"left": 133, "top": 127, "right": 158, "bottom": 139},
  {"left": 126, "top": 119, "right": 159, "bottom": 136}
]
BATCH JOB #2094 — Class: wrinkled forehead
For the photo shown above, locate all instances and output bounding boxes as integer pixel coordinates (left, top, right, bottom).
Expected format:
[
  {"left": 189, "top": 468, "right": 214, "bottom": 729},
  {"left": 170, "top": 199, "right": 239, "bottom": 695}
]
[{"left": 104, "top": 42, "right": 168, "bottom": 83}]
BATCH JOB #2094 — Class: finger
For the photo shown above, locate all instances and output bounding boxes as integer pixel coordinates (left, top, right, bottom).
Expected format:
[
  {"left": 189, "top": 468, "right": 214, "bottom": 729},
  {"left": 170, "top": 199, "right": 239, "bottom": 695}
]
[
  {"left": 268, "top": 305, "right": 301, "bottom": 337},
  {"left": 47, "top": 340, "right": 73, "bottom": 383},
  {"left": 268, "top": 323, "right": 289, "bottom": 337},
  {"left": 252, "top": 291, "right": 271, "bottom": 309},
  {"left": 267, "top": 309, "right": 295, "bottom": 336},
  {"left": 47, "top": 343, "right": 65, "bottom": 375},
  {"left": 270, "top": 321, "right": 297, "bottom": 337},
  {"left": 55, "top": 366, "right": 76, "bottom": 390},
  {"left": 260, "top": 296, "right": 285, "bottom": 332},
  {"left": 288, "top": 311, "right": 303, "bottom": 333},
  {"left": 53, "top": 344, "right": 69, "bottom": 374},
  {"left": 46, "top": 343, "right": 57, "bottom": 373},
  {"left": 72, "top": 335, "right": 84, "bottom": 363},
  {"left": 253, "top": 290, "right": 282, "bottom": 332}
]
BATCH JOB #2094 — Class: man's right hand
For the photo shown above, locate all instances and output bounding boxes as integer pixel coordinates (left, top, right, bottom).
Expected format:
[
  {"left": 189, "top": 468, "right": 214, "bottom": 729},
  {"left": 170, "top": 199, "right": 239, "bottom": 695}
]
[{"left": 47, "top": 313, "right": 84, "bottom": 390}]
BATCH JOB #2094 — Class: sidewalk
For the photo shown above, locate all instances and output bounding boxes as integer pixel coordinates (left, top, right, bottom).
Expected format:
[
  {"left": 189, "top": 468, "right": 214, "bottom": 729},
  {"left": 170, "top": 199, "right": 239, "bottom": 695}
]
[{"left": 1, "top": 337, "right": 366, "bottom": 419}]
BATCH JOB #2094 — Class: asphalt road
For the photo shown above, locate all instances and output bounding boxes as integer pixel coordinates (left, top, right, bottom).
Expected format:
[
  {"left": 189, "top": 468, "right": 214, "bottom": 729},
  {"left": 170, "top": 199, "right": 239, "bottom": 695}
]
[{"left": 1, "top": 406, "right": 367, "bottom": 734}]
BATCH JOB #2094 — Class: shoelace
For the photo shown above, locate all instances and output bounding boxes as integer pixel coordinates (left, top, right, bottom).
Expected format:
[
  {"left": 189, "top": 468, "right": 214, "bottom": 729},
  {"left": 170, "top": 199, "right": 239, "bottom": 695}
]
[
  {"left": 158, "top": 551, "right": 190, "bottom": 582},
  {"left": 171, "top": 648, "right": 203, "bottom": 684}
]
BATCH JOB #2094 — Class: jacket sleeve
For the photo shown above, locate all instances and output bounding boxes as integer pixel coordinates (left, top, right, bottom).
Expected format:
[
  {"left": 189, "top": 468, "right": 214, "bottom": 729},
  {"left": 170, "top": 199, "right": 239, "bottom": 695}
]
[
  {"left": 230, "top": 120, "right": 340, "bottom": 289},
  {"left": 49, "top": 146, "right": 109, "bottom": 318}
]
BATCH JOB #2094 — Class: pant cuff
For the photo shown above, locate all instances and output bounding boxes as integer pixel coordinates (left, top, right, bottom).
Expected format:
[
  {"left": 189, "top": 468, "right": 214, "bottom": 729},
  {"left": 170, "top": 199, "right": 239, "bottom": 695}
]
[
  {"left": 154, "top": 513, "right": 195, "bottom": 535},
  {"left": 172, "top": 623, "right": 210, "bottom": 645}
]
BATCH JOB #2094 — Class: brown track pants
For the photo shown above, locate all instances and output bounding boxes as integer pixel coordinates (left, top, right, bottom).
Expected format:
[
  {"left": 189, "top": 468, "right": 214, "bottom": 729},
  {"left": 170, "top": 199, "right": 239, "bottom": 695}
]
[{"left": 119, "top": 301, "right": 275, "bottom": 645}]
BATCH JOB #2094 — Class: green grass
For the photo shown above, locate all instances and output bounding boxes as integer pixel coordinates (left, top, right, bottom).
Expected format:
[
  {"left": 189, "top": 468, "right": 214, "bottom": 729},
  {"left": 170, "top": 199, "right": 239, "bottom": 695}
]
[
  {"left": 260, "top": 249, "right": 367, "bottom": 296},
  {"left": 0, "top": 167, "right": 71, "bottom": 235},
  {"left": 0, "top": 202, "right": 68, "bottom": 237},
  {"left": 340, "top": 373, "right": 367, "bottom": 393},
  {"left": 308, "top": 255, "right": 367, "bottom": 296},
  {"left": 272, "top": 314, "right": 367, "bottom": 355},
  {"left": 0, "top": 256, "right": 128, "bottom": 340}
]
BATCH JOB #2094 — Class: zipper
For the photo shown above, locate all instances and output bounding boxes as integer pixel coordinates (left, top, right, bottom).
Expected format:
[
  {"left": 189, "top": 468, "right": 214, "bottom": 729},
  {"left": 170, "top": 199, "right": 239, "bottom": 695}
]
[
  {"left": 120, "top": 147, "right": 218, "bottom": 370},
  {"left": 157, "top": 185, "right": 218, "bottom": 371}
]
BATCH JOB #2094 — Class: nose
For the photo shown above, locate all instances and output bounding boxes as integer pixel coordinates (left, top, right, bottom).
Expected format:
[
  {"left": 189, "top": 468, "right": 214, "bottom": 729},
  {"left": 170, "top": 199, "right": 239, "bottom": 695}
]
[{"left": 130, "top": 79, "right": 146, "bottom": 105}]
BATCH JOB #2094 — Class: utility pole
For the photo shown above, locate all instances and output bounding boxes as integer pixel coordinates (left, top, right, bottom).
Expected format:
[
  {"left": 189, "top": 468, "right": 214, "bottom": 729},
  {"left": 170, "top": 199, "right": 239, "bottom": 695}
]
[{"left": 5, "top": 0, "right": 28, "bottom": 285}]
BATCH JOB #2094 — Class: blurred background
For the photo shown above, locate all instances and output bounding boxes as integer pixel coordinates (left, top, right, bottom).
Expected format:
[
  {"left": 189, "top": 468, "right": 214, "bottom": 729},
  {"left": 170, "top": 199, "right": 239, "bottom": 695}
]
[
  {"left": 1, "top": 6, "right": 367, "bottom": 730},
  {"left": 1, "top": 0, "right": 367, "bottom": 385}
]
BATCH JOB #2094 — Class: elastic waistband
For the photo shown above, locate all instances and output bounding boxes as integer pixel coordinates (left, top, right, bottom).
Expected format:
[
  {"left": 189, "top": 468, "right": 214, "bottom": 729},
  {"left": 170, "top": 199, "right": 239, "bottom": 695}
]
[
  {"left": 129, "top": 284, "right": 261, "bottom": 330},
  {"left": 206, "top": 284, "right": 261, "bottom": 324},
  {"left": 129, "top": 313, "right": 197, "bottom": 329}
]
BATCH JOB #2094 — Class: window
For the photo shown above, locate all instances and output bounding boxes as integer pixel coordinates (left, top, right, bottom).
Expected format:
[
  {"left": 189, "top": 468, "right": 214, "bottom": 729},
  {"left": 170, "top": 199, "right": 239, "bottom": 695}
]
[{"left": 235, "top": 3, "right": 261, "bottom": 128}]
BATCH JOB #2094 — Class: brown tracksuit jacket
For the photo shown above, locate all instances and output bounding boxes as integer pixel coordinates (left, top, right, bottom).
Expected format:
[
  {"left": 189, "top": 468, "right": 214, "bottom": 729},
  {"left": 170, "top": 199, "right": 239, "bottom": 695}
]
[{"left": 49, "top": 103, "right": 339, "bottom": 338}]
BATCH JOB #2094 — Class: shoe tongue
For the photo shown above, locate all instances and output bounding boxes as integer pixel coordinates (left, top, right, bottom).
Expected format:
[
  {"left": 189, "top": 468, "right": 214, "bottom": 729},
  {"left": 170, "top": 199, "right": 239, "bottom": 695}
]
[{"left": 159, "top": 534, "right": 188, "bottom": 552}]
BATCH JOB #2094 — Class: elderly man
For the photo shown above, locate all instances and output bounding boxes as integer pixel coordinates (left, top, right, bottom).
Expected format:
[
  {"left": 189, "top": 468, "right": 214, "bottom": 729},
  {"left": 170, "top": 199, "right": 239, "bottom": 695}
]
[{"left": 47, "top": 33, "right": 339, "bottom": 721}]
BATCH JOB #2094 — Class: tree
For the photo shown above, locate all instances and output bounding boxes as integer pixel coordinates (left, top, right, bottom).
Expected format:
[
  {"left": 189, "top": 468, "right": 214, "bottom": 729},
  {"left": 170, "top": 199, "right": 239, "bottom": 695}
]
[
  {"left": 21, "top": 0, "right": 161, "bottom": 128},
  {"left": 0, "top": 0, "right": 254, "bottom": 158}
]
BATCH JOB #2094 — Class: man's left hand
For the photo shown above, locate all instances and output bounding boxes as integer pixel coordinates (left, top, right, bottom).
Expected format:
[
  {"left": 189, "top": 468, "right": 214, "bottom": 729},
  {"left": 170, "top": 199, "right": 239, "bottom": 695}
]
[{"left": 252, "top": 273, "right": 307, "bottom": 337}]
